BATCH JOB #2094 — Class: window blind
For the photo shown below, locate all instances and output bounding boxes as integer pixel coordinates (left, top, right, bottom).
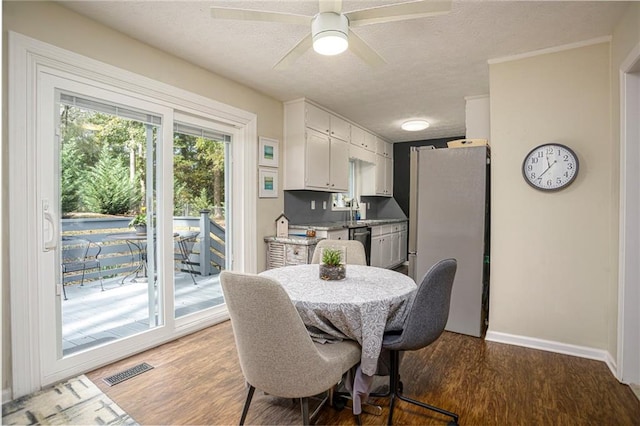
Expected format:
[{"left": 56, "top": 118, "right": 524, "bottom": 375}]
[
  {"left": 174, "top": 122, "right": 231, "bottom": 143},
  {"left": 59, "top": 93, "right": 162, "bottom": 126}
]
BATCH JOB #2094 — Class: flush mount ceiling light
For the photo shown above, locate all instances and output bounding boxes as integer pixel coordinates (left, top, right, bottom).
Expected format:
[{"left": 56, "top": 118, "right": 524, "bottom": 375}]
[
  {"left": 401, "top": 120, "right": 430, "bottom": 131},
  {"left": 312, "top": 13, "right": 349, "bottom": 56}
]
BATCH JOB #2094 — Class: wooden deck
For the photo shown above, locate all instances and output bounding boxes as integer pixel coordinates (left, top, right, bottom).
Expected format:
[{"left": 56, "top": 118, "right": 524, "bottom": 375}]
[{"left": 62, "top": 271, "right": 223, "bottom": 356}]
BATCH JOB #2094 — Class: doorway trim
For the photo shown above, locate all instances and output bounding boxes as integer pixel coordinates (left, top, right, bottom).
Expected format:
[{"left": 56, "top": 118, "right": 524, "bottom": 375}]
[
  {"left": 618, "top": 41, "right": 640, "bottom": 385},
  {"left": 8, "top": 32, "right": 257, "bottom": 397}
]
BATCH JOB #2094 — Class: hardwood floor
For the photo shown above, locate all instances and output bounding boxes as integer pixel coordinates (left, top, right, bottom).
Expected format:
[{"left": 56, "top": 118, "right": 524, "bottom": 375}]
[{"left": 87, "top": 321, "right": 640, "bottom": 425}]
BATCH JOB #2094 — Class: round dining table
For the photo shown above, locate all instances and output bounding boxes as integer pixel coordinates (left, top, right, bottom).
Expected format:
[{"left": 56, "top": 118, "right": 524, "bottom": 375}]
[{"left": 259, "top": 263, "right": 416, "bottom": 377}]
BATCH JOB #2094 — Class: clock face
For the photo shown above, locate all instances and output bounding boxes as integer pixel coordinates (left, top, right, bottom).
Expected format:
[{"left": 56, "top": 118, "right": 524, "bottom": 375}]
[{"left": 522, "top": 143, "right": 579, "bottom": 191}]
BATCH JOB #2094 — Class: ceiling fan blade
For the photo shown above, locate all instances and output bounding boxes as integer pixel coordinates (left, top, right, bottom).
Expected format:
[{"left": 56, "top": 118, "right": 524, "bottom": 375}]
[
  {"left": 273, "top": 33, "right": 313, "bottom": 70},
  {"left": 346, "top": 0, "right": 451, "bottom": 27},
  {"left": 348, "top": 30, "right": 386, "bottom": 68},
  {"left": 211, "top": 7, "right": 309, "bottom": 26},
  {"left": 318, "top": 0, "right": 342, "bottom": 14}
]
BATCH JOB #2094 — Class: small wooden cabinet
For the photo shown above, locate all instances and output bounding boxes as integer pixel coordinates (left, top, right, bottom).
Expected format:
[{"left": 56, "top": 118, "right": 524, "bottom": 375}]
[{"left": 265, "top": 236, "right": 318, "bottom": 270}]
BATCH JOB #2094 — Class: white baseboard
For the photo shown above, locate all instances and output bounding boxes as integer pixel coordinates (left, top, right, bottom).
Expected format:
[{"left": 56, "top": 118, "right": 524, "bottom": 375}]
[
  {"left": 485, "top": 330, "right": 618, "bottom": 378},
  {"left": 3, "top": 387, "right": 12, "bottom": 404}
]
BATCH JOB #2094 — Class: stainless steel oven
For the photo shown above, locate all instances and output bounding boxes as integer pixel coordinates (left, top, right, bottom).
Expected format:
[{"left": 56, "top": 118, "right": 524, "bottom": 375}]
[{"left": 348, "top": 226, "right": 371, "bottom": 265}]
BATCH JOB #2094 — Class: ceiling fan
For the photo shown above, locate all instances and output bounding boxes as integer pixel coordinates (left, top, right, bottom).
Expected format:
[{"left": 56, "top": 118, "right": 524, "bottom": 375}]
[{"left": 211, "top": 0, "right": 451, "bottom": 69}]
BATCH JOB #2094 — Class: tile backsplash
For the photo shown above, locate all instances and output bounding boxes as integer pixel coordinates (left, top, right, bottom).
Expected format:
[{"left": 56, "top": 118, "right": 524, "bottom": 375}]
[{"left": 283, "top": 191, "right": 407, "bottom": 225}]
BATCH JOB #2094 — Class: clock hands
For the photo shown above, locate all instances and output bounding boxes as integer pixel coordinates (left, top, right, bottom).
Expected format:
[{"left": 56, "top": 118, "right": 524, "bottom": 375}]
[{"left": 538, "top": 160, "right": 557, "bottom": 179}]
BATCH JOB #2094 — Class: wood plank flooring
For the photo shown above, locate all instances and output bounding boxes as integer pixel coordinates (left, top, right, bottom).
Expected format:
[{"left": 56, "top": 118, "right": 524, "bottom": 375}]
[{"left": 87, "top": 321, "right": 640, "bottom": 425}]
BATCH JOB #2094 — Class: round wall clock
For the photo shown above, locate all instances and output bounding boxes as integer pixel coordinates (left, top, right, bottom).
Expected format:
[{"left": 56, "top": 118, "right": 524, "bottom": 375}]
[{"left": 522, "top": 143, "right": 579, "bottom": 191}]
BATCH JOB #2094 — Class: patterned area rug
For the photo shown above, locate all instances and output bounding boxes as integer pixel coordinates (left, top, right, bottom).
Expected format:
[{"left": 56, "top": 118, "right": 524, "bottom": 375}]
[{"left": 2, "top": 374, "right": 136, "bottom": 425}]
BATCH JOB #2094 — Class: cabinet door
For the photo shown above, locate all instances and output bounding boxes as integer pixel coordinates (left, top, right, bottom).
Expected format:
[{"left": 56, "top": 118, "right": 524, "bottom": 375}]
[
  {"left": 306, "top": 103, "right": 330, "bottom": 134},
  {"left": 384, "top": 156, "right": 393, "bottom": 195},
  {"left": 375, "top": 154, "right": 386, "bottom": 195},
  {"left": 305, "top": 129, "right": 331, "bottom": 189},
  {"left": 327, "top": 229, "right": 348, "bottom": 240},
  {"left": 380, "top": 235, "right": 392, "bottom": 268},
  {"left": 330, "top": 115, "right": 350, "bottom": 142},
  {"left": 364, "top": 131, "right": 376, "bottom": 152},
  {"left": 390, "top": 232, "right": 400, "bottom": 266},
  {"left": 351, "top": 125, "right": 365, "bottom": 148},
  {"left": 371, "top": 235, "right": 383, "bottom": 267},
  {"left": 330, "top": 139, "right": 350, "bottom": 192}
]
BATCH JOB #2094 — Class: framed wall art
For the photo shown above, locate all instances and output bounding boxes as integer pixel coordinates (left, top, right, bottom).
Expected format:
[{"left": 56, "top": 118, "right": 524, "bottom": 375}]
[
  {"left": 258, "top": 137, "right": 279, "bottom": 168},
  {"left": 258, "top": 167, "right": 278, "bottom": 198}
]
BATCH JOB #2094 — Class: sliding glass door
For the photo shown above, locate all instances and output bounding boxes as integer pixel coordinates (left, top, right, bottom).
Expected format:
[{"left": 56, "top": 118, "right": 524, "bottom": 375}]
[{"left": 35, "top": 71, "right": 232, "bottom": 383}]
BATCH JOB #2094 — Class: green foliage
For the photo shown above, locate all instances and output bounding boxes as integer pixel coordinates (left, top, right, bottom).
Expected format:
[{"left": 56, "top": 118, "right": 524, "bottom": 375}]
[
  {"left": 82, "top": 146, "right": 141, "bottom": 215},
  {"left": 60, "top": 141, "right": 83, "bottom": 215},
  {"left": 59, "top": 103, "right": 227, "bottom": 219},
  {"left": 173, "top": 133, "right": 226, "bottom": 217},
  {"left": 322, "top": 248, "right": 343, "bottom": 267}
]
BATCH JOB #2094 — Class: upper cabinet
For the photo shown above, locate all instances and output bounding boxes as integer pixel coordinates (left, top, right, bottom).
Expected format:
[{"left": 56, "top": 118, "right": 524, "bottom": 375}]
[
  {"left": 350, "top": 126, "right": 375, "bottom": 163},
  {"left": 376, "top": 138, "right": 392, "bottom": 158},
  {"left": 305, "top": 102, "right": 350, "bottom": 142},
  {"left": 284, "top": 98, "right": 390, "bottom": 194},
  {"left": 362, "top": 150, "right": 393, "bottom": 197},
  {"left": 284, "top": 99, "right": 350, "bottom": 192}
]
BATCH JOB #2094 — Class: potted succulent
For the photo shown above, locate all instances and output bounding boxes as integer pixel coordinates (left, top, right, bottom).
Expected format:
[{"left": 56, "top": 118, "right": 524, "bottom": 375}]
[
  {"left": 129, "top": 207, "right": 147, "bottom": 235},
  {"left": 319, "top": 248, "right": 346, "bottom": 281}
]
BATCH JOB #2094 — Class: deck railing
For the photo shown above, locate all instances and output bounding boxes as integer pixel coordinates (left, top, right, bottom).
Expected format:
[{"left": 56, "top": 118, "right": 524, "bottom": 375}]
[{"left": 61, "top": 210, "right": 225, "bottom": 284}]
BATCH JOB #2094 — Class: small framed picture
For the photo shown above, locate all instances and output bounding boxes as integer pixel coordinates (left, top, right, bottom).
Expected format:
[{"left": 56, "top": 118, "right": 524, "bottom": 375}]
[
  {"left": 258, "top": 137, "right": 279, "bottom": 168},
  {"left": 259, "top": 168, "right": 278, "bottom": 198}
]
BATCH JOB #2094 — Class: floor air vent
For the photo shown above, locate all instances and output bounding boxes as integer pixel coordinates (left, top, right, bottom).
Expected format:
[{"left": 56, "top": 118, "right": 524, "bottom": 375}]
[{"left": 103, "top": 362, "right": 154, "bottom": 386}]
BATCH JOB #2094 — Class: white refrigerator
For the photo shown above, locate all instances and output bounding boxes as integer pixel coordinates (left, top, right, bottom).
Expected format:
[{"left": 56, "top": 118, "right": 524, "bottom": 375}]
[{"left": 408, "top": 145, "right": 490, "bottom": 337}]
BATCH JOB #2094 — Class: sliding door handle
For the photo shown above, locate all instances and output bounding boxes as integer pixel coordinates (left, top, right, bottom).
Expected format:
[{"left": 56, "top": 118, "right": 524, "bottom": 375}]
[{"left": 42, "top": 199, "right": 58, "bottom": 251}]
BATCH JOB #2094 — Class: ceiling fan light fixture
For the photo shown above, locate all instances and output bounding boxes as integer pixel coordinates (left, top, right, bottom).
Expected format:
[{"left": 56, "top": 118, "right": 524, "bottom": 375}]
[
  {"left": 401, "top": 120, "right": 430, "bottom": 131},
  {"left": 312, "top": 12, "right": 349, "bottom": 56}
]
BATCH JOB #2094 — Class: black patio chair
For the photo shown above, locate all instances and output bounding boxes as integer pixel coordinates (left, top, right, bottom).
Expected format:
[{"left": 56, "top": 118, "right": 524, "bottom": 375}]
[
  {"left": 61, "top": 236, "right": 104, "bottom": 300},
  {"left": 175, "top": 231, "right": 200, "bottom": 285}
]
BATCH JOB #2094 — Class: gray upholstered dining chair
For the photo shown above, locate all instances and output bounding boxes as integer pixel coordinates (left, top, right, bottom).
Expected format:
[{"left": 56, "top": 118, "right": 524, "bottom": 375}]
[
  {"left": 311, "top": 239, "right": 367, "bottom": 265},
  {"left": 381, "top": 258, "right": 459, "bottom": 426},
  {"left": 220, "top": 271, "right": 362, "bottom": 425}
]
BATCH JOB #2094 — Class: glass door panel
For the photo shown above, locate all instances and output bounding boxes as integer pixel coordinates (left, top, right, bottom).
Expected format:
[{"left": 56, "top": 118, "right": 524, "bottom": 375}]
[
  {"left": 58, "top": 93, "right": 161, "bottom": 356},
  {"left": 173, "top": 123, "right": 230, "bottom": 318}
]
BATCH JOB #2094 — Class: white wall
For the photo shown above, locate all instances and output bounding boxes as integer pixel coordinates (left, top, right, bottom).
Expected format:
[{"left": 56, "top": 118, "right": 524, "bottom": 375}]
[
  {"left": 2, "top": 0, "right": 283, "bottom": 396},
  {"left": 488, "top": 42, "right": 614, "bottom": 353},
  {"left": 465, "top": 95, "right": 491, "bottom": 140}
]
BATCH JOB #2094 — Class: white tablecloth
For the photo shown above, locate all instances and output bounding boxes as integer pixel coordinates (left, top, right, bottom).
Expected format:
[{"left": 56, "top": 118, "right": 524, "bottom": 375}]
[{"left": 260, "top": 264, "right": 416, "bottom": 376}]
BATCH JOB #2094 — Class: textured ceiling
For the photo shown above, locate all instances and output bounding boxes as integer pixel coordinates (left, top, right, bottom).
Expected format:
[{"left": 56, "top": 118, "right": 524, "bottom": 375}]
[{"left": 58, "top": 0, "right": 629, "bottom": 142}]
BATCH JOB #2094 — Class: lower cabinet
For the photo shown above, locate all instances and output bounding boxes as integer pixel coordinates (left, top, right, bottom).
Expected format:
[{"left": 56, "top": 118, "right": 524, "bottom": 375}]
[{"left": 370, "top": 222, "right": 407, "bottom": 269}]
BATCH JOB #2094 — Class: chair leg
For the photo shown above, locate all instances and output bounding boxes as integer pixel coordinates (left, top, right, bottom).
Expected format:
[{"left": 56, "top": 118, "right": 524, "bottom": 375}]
[
  {"left": 387, "top": 350, "right": 459, "bottom": 425},
  {"left": 387, "top": 350, "right": 400, "bottom": 426},
  {"left": 62, "top": 282, "right": 68, "bottom": 301},
  {"left": 300, "top": 397, "right": 310, "bottom": 426},
  {"left": 98, "top": 264, "right": 104, "bottom": 292},
  {"left": 239, "top": 385, "right": 255, "bottom": 425}
]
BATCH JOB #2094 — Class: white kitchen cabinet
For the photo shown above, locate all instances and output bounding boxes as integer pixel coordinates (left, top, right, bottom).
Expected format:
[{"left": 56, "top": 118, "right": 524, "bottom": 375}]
[
  {"left": 284, "top": 99, "right": 350, "bottom": 192},
  {"left": 363, "top": 154, "right": 393, "bottom": 197},
  {"left": 304, "top": 102, "right": 350, "bottom": 142},
  {"left": 370, "top": 223, "right": 407, "bottom": 268},
  {"left": 315, "top": 228, "right": 349, "bottom": 240},
  {"left": 351, "top": 125, "right": 375, "bottom": 153},
  {"left": 349, "top": 126, "right": 375, "bottom": 163},
  {"left": 376, "top": 138, "right": 392, "bottom": 158}
]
